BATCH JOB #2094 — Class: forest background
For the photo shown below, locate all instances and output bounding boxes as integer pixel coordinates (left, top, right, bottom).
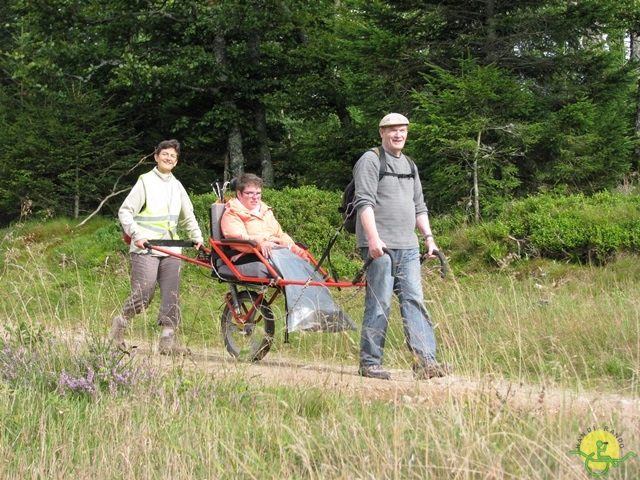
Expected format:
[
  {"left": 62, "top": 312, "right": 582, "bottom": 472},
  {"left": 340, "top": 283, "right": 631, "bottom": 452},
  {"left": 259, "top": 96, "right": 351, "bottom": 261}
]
[{"left": 2, "top": 0, "right": 640, "bottom": 226}]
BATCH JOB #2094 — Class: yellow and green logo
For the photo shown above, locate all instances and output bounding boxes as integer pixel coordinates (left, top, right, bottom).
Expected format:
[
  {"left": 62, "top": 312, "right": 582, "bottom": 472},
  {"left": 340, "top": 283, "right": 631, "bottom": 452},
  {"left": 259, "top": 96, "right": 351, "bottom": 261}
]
[{"left": 569, "top": 427, "right": 636, "bottom": 476}]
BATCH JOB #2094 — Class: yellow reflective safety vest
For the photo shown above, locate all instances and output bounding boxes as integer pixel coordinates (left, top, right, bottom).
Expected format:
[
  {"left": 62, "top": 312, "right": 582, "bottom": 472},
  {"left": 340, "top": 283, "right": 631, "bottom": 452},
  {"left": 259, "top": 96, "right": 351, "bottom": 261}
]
[{"left": 133, "top": 170, "right": 182, "bottom": 240}]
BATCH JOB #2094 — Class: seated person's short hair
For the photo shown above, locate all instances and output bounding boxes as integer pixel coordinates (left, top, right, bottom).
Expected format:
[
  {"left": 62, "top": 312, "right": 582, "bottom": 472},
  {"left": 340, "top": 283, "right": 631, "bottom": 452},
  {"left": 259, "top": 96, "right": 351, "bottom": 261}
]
[{"left": 231, "top": 173, "right": 263, "bottom": 192}]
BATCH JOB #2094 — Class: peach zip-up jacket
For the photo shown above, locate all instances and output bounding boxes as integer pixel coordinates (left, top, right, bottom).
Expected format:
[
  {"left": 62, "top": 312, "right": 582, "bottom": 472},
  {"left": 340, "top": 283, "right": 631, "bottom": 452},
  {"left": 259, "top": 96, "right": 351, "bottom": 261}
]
[{"left": 221, "top": 197, "right": 295, "bottom": 253}]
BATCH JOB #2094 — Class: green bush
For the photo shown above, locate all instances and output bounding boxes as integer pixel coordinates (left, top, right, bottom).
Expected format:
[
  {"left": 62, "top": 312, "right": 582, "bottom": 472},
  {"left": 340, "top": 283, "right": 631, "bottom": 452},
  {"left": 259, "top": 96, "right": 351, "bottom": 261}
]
[
  {"left": 419, "top": 190, "right": 640, "bottom": 270},
  {"left": 472, "top": 191, "right": 640, "bottom": 266}
]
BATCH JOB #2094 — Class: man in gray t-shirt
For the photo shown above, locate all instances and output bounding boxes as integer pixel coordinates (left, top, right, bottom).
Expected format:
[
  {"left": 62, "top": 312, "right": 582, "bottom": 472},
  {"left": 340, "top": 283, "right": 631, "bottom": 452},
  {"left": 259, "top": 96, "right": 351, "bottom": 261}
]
[{"left": 353, "top": 113, "right": 452, "bottom": 380}]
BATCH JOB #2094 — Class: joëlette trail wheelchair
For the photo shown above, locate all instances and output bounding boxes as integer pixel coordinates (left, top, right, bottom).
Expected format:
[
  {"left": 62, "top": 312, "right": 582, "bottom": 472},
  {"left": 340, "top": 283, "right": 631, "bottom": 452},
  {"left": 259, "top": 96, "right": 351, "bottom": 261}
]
[{"left": 142, "top": 202, "right": 446, "bottom": 363}]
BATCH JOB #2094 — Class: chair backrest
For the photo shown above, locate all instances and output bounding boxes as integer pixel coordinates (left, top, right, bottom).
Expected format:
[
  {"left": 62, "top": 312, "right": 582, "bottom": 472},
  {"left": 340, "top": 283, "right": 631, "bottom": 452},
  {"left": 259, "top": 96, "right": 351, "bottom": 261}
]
[
  {"left": 209, "top": 203, "right": 226, "bottom": 240},
  {"left": 209, "top": 203, "right": 227, "bottom": 266}
]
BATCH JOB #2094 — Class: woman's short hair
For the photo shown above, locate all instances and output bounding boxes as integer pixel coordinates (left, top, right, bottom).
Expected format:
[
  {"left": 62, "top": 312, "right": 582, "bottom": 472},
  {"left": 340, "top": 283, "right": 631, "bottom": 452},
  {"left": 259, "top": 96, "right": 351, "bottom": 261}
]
[
  {"left": 155, "top": 139, "right": 180, "bottom": 156},
  {"left": 234, "top": 173, "right": 263, "bottom": 192}
]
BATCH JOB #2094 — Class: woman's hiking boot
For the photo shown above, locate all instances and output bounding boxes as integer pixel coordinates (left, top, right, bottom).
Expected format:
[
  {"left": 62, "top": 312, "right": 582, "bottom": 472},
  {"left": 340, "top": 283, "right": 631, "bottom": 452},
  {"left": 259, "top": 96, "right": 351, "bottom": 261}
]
[
  {"left": 109, "top": 314, "right": 128, "bottom": 351},
  {"left": 158, "top": 330, "right": 191, "bottom": 356}
]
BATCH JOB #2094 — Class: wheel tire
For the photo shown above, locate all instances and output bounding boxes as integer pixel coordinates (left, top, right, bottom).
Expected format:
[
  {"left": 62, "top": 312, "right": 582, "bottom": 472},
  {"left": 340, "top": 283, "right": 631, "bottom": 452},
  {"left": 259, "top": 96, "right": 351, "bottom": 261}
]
[{"left": 221, "top": 290, "right": 275, "bottom": 362}]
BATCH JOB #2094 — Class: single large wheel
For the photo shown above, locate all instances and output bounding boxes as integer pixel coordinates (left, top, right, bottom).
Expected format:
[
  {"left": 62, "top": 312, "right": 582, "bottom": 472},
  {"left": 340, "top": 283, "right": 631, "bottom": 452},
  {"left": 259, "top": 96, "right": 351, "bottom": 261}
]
[{"left": 222, "top": 290, "right": 275, "bottom": 362}]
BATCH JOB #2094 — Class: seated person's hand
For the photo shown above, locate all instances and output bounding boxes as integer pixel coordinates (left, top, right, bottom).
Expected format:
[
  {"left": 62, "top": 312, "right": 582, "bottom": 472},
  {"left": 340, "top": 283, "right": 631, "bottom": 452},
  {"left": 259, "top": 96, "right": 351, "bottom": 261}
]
[
  {"left": 290, "top": 244, "right": 309, "bottom": 260},
  {"left": 257, "top": 239, "right": 274, "bottom": 258}
]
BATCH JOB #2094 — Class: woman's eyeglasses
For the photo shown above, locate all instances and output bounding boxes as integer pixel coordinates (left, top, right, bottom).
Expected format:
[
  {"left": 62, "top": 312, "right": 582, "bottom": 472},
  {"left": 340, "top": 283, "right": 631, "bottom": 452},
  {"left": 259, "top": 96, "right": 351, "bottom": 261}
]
[{"left": 242, "top": 191, "right": 262, "bottom": 198}]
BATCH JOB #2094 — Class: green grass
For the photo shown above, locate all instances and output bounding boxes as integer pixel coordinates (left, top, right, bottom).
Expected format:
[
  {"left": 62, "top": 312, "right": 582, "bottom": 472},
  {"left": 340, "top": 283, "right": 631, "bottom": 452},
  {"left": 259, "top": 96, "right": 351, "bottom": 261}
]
[
  {"left": 0, "top": 367, "right": 582, "bottom": 478},
  {"left": 0, "top": 217, "right": 638, "bottom": 478}
]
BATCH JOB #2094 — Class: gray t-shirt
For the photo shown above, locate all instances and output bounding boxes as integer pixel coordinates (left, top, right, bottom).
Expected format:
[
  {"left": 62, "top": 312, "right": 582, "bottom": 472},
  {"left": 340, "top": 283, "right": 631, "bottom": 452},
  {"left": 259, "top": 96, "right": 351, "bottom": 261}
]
[{"left": 352, "top": 148, "right": 428, "bottom": 249}]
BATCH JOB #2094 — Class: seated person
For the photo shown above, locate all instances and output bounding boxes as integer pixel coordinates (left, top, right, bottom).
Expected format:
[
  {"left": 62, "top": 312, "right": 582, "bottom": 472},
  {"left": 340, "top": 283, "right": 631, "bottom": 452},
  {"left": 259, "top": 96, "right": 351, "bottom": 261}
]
[
  {"left": 221, "top": 173, "right": 355, "bottom": 333},
  {"left": 220, "top": 173, "right": 308, "bottom": 277}
]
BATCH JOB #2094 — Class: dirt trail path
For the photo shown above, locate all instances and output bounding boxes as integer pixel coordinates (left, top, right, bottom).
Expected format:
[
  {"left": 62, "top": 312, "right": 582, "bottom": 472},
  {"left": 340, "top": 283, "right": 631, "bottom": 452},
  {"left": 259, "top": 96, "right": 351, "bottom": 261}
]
[{"left": 117, "top": 339, "right": 640, "bottom": 422}]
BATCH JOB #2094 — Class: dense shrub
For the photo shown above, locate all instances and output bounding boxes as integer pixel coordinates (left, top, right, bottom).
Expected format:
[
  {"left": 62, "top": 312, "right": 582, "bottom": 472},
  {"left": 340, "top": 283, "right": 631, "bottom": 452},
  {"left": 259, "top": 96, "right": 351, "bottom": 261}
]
[{"left": 474, "top": 191, "right": 640, "bottom": 265}]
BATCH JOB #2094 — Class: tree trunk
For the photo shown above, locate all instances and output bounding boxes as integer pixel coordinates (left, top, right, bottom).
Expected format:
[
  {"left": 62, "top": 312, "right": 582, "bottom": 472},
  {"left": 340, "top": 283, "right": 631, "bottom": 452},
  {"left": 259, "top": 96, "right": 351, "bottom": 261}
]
[
  {"left": 214, "top": 33, "right": 245, "bottom": 177},
  {"left": 335, "top": 100, "right": 352, "bottom": 128},
  {"left": 473, "top": 130, "right": 482, "bottom": 223},
  {"left": 249, "top": 27, "right": 274, "bottom": 186},
  {"left": 632, "top": 32, "right": 640, "bottom": 161},
  {"left": 224, "top": 152, "right": 230, "bottom": 182},
  {"left": 255, "top": 102, "right": 273, "bottom": 186},
  {"left": 484, "top": 0, "right": 497, "bottom": 63},
  {"left": 228, "top": 124, "right": 245, "bottom": 179},
  {"left": 74, "top": 169, "right": 80, "bottom": 219}
]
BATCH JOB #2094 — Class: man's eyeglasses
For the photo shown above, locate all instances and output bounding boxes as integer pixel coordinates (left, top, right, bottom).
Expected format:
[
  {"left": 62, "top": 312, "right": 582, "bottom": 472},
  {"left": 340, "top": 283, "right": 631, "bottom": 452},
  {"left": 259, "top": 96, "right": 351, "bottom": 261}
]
[{"left": 242, "top": 191, "right": 262, "bottom": 198}]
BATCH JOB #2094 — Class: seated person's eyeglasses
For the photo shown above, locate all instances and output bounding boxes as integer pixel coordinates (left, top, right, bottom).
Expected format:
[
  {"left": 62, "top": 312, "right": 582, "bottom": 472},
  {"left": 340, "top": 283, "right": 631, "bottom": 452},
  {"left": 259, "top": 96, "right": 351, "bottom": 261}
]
[{"left": 242, "top": 190, "right": 262, "bottom": 198}]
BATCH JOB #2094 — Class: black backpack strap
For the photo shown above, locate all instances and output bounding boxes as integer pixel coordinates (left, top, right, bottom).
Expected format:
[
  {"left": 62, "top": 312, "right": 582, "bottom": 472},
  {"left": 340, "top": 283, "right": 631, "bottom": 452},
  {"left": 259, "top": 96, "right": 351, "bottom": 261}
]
[
  {"left": 371, "top": 146, "right": 388, "bottom": 181},
  {"left": 405, "top": 155, "right": 417, "bottom": 178},
  {"left": 374, "top": 146, "right": 416, "bottom": 180},
  {"left": 371, "top": 146, "right": 387, "bottom": 181}
]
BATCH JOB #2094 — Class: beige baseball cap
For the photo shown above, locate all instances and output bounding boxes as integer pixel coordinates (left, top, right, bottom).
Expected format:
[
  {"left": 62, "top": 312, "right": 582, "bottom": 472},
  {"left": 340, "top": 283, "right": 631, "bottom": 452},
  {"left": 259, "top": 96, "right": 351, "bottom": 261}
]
[{"left": 379, "top": 113, "right": 410, "bottom": 127}]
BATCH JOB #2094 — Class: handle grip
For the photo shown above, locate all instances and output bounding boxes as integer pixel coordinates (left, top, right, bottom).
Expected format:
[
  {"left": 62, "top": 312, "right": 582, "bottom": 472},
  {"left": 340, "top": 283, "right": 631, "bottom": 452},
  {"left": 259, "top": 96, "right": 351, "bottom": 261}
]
[
  {"left": 421, "top": 249, "right": 447, "bottom": 278},
  {"left": 143, "top": 240, "right": 198, "bottom": 251},
  {"left": 352, "top": 248, "right": 395, "bottom": 284}
]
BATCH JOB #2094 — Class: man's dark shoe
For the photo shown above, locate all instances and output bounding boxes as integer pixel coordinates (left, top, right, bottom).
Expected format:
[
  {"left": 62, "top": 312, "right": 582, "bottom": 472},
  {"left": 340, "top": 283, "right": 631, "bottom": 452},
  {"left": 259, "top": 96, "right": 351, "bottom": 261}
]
[
  {"left": 359, "top": 364, "right": 391, "bottom": 380},
  {"left": 413, "top": 360, "right": 453, "bottom": 380}
]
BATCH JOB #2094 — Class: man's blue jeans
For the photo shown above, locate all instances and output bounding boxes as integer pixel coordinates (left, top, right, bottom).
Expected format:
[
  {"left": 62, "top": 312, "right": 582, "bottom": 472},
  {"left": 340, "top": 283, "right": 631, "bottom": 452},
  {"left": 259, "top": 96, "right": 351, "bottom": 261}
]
[{"left": 360, "top": 247, "right": 436, "bottom": 366}]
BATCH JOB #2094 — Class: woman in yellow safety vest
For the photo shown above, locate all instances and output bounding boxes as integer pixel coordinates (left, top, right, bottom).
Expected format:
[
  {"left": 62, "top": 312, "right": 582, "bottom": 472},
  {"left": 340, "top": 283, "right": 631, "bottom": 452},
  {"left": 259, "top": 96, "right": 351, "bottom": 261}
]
[{"left": 110, "top": 139, "right": 203, "bottom": 355}]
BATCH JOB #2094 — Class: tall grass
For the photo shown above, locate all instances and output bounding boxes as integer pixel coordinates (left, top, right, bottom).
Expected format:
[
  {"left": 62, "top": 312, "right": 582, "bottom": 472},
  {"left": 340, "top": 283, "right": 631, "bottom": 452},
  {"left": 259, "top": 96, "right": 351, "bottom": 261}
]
[
  {"left": 0, "top": 340, "right": 637, "bottom": 479},
  {"left": 0, "top": 218, "right": 638, "bottom": 478}
]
